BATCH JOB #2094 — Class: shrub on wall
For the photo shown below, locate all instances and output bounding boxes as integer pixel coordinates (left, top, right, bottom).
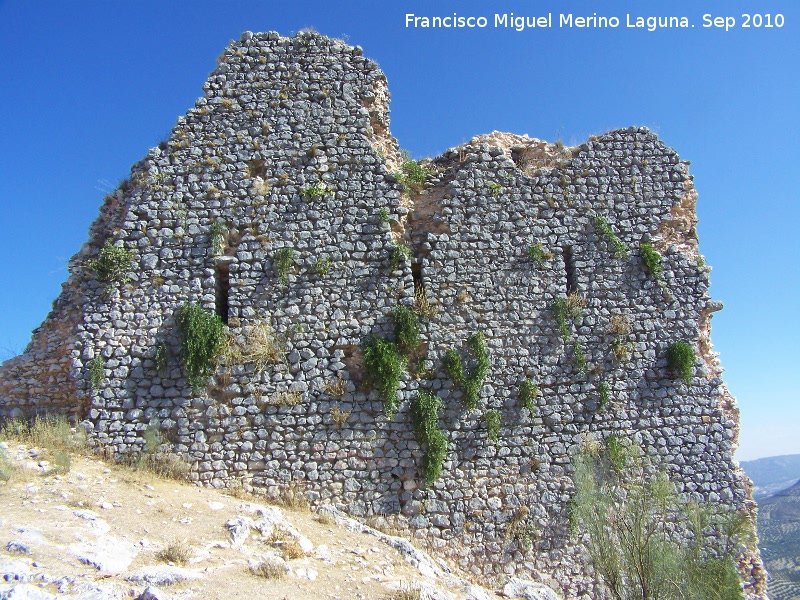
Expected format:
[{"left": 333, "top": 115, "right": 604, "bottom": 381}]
[
  {"left": 444, "top": 332, "right": 490, "bottom": 411},
  {"left": 484, "top": 409, "right": 501, "bottom": 442},
  {"left": 362, "top": 335, "right": 405, "bottom": 419},
  {"left": 87, "top": 356, "right": 106, "bottom": 390},
  {"left": 393, "top": 304, "right": 420, "bottom": 356},
  {"left": 592, "top": 215, "right": 628, "bottom": 259},
  {"left": 176, "top": 303, "right": 226, "bottom": 391},
  {"left": 87, "top": 240, "right": 134, "bottom": 284},
  {"left": 639, "top": 242, "right": 663, "bottom": 281},
  {"left": 395, "top": 150, "right": 431, "bottom": 194},
  {"left": 273, "top": 247, "right": 295, "bottom": 287},
  {"left": 667, "top": 341, "right": 695, "bottom": 384},
  {"left": 519, "top": 379, "right": 539, "bottom": 413},
  {"left": 411, "top": 390, "right": 448, "bottom": 484}
]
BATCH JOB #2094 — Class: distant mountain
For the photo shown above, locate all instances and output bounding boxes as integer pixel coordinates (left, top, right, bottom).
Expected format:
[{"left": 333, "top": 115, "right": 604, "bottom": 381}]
[
  {"left": 758, "top": 480, "right": 800, "bottom": 600},
  {"left": 741, "top": 454, "right": 800, "bottom": 499}
]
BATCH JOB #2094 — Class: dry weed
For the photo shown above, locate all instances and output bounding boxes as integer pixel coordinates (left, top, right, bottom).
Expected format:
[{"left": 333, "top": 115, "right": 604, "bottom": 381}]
[{"left": 156, "top": 540, "right": 192, "bottom": 566}]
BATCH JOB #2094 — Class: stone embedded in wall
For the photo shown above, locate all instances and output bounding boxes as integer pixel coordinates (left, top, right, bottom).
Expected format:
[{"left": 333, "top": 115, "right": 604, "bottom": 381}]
[{"left": 0, "top": 29, "right": 766, "bottom": 599}]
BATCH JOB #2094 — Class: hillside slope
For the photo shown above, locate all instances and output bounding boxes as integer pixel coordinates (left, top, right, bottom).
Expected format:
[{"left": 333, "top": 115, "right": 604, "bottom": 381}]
[
  {"left": 741, "top": 455, "right": 800, "bottom": 499},
  {"left": 758, "top": 480, "right": 800, "bottom": 600},
  {"left": 0, "top": 439, "right": 556, "bottom": 600}
]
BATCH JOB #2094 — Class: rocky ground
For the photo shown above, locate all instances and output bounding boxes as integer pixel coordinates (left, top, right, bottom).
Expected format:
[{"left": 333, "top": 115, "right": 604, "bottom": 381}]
[{"left": 0, "top": 439, "right": 557, "bottom": 600}]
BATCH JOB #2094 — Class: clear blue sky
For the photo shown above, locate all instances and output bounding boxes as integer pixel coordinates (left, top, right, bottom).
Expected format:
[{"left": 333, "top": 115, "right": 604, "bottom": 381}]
[{"left": 0, "top": 1, "right": 797, "bottom": 461}]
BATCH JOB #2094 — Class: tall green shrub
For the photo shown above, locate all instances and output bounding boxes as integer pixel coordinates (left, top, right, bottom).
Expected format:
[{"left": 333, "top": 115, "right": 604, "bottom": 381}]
[
  {"left": 571, "top": 437, "right": 749, "bottom": 600},
  {"left": 393, "top": 304, "right": 420, "bottom": 356},
  {"left": 176, "top": 303, "right": 226, "bottom": 390},
  {"left": 410, "top": 390, "right": 448, "bottom": 484},
  {"left": 667, "top": 341, "right": 695, "bottom": 384},
  {"left": 362, "top": 336, "right": 405, "bottom": 419}
]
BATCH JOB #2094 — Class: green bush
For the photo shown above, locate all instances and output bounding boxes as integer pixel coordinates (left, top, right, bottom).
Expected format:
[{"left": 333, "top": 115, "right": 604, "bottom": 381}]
[
  {"left": 573, "top": 341, "right": 588, "bottom": 374},
  {"left": 273, "top": 247, "right": 295, "bottom": 287},
  {"left": 667, "top": 341, "right": 695, "bottom": 384},
  {"left": 378, "top": 207, "right": 390, "bottom": 226},
  {"left": 443, "top": 349, "right": 465, "bottom": 386},
  {"left": 87, "top": 356, "right": 106, "bottom": 390},
  {"left": 389, "top": 242, "right": 412, "bottom": 271},
  {"left": 209, "top": 221, "right": 227, "bottom": 255},
  {"left": 444, "top": 332, "right": 490, "bottom": 411},
  {"left": 395, "top": 150, "right": 431, "bottom": 194},
  {"left": 362, "top": 336, "right": 405, "bottom": 419},
  {"left": 311, "top": 255, "right": 332, "bottom": 277},
  {"left": 592, "top": 216, "right": 628, "bottom": 259},
  {"left": 300, "top": 183, "right": 328, "bottom": 199},
  {"left": 640, "top": 242, "right": 663, "bottom": 280},
  {"left": 519, "top": 379, "right": 538, "bottom": 413},
  {"left": 410, "top": 390, "right": 448, "bottom": 484},
  {"left": 393, "top": 305, "right": 420, "bottom": 356},
  {"left": 484, "top": 409, "right": 501, "bottom": 442},
  {"left": 176, "top": 303, "right": 226, "bottom": 390},
  {"left": 153, "top": 342, "right": 169, "bottom": 376},
  {"left": 571, "top": 437, "right": 749, "bottom": 600},
  {"left": 551, "top": 294, "right": 584, "bottom": 341},
  {"left": 87, "top": 240, "right": 134, "bottom": 284},
  {"left": 527, "top": 243, "right": 549, "bottom": 266},
  {"left": 598, "top": 380, "right": 610, "bottom": 411},
  {"left": 465, "top": 332, "right": 489, "bottom": 411}
]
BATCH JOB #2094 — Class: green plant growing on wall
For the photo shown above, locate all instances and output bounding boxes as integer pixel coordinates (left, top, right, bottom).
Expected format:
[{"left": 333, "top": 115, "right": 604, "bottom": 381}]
[
  {"left": 362, "top": 335, "right": 405, "bottom": 419},
  {"left": 208, "top": 221, "right": 227, "bottom": 255},
  {"left": 443, "top": 349, "right": 465, "bottom": 386},
  {"left": 389, "top": 242, "right": 412, "bottom": 271},
  {"left": 300, "top": 183, "right": 329, "bottom": 200},
  {"left": 667, "top": 341, "right": 695, "bottom": 384},
  {"left": 87, "top": 356, "right": 106, "bottom": 390},
  {"left": 395, "top": 150, "right": 431, "bottom": 194},
  {"left": 597, "top": 380, "right": 610, "bottom": 411},
  {"left": 410, "top": 390, "right": 448, "bottom": 484},
  {"left": 526, "top": 243, "right": 552, "bottom": 266},
  {"left": 87, "top": 240, "right": 135, "bottom": 285},
  {"left": 571, "top": 436, "right": 750, "bottom": 600},
  {"left": 464, "top": 332, "right": 489, "bottom": 411},
  {"left": 393, "top": 304, "right": 420, "bottom": 356},
  {"left": 551, "top": 292, "right": 585, "bottom": 341},
  {"left": 153, "top": 342, "right": 169, "bottom": 376},
  {"left": 592, "top": 215, "right": 628, "bottom": 259},
  {"left": 484, "top": 409, "right": 501, "bottom": 442},
  {"left": 273, "top": 247, "right": 295, "bottom": 287},
  {"left": 488, "top": 181, "right": 501, "bottom": 196},
  {"left": 378, "top": 207, "right": 390, "bottom": 226},
  {"left": 176, "top": 303, "right": 226, "bottom": 391},
  {"left": 639, "top": 242, "right": 663, "bottom": 281},
  {"left": 519, "top": 379, "right": 538, "bottom": 413},
  {"left": 444, "top": 332, "right": 490, "bottom": 411},
  {"left": 311, "top": 255, "right": 332, "bottom": 277},
  {"left": 573, "top": 341, "right": 588, "bottom": 373}
]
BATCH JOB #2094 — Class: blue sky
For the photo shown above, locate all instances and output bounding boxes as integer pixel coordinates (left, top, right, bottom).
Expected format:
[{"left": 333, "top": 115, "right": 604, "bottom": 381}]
[{"left": 0, "top": 0, "right": 797, "bottom": 461}]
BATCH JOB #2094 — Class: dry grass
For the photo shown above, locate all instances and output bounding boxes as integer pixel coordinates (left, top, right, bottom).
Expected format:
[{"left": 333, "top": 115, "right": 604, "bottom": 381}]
[
  {"left": 609, "top": 314, "right": 632, "bottom": 336},
  {"left": 387, "top": 582, "right": 423, "bottom": 600},
  {"left": 156, "top": 540, "right": 192, "bottom": 566},
  {"left": 315, "top": 511, "right": 335, "bottom": 525},
  {"left": 224, "top": 321, "right": 283, "bottom": 376},
  {"left": 250, "top": 559, "right": 286, "bottom": 580},
  {"left": 413, "top": 287, "right": 438, "bottom": 319},
  {"left": 324, "top": 378, "right": 347, "bottom": 398},
  {"left": 269, "top": 390, "right": 303, "bottom": 407},
  {"left": 281, "top": 539, "right": 305, "bottom": 559},
  {"left": 274, "top": 483, "right": 309, "bottom": 511},
  {"left": 329, "top": 406, "right": 350, "bottom": 427},
  {"left": 566, "top": 291, "right": 587, "bottom": 312}
]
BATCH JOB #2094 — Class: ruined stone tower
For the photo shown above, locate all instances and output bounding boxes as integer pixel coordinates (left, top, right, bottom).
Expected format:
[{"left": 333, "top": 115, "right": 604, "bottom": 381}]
[{"left": 0, "top": 30, "right": 765, "bottom": 598}]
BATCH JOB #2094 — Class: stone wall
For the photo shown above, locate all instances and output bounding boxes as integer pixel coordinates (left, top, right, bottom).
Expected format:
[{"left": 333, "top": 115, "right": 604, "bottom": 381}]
[{"left": 0, "top": 30, "right": 765, "bottom": 599}]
